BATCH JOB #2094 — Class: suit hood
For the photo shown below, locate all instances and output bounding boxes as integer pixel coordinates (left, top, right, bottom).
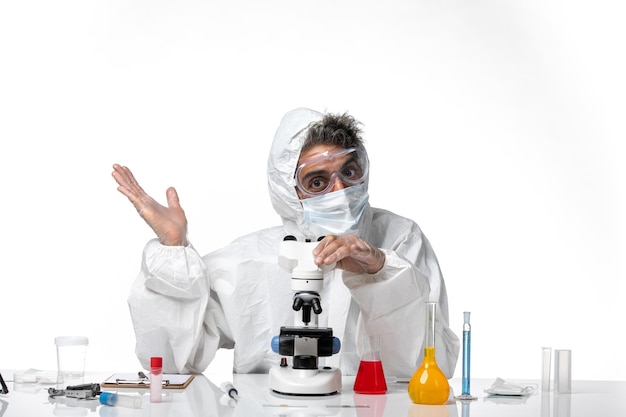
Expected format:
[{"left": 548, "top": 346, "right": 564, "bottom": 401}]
[{"left": 266, "top": 107, "right": 372, "bottom": 240}]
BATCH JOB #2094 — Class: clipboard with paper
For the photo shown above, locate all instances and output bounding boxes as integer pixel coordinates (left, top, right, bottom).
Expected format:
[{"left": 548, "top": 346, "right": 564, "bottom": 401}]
[{"left": 101, "top": 372, "right": 195, "bottom": 389}]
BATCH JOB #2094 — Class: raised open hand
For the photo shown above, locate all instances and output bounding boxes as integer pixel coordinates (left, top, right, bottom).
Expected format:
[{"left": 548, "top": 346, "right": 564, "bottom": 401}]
[{"left": 112, "top": 164, "right": 188, "bottom": 246}]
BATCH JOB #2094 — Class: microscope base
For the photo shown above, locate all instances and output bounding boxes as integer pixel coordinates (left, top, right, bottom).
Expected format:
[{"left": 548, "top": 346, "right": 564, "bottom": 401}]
[{"left": 269, "top": 366, "right": 342, "bottom": 396}]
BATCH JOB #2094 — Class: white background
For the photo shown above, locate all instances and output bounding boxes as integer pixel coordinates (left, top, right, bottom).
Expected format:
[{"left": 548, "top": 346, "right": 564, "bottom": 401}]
[{"left": 1, "top": 0, "right": 624, "bottom": 382}]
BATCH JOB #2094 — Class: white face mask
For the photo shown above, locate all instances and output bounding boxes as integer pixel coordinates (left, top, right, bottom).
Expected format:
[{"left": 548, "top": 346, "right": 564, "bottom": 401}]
[{"left": 301, "top": 183, "right": 369, "bottom": 236}]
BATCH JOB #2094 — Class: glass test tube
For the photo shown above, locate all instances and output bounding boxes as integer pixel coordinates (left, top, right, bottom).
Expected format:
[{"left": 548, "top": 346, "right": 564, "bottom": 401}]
[
  {"left": 554, "top": 349, "right": 572, "bottom": 394},
  {"left": 542, "top": 347, "right": 552, "bottom": 391}
]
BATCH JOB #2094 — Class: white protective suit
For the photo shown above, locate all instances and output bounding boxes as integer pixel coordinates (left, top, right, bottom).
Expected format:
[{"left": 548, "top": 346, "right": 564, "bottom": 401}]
[{"left": 127, "top": 108, "right": 460, "bottom": 378}]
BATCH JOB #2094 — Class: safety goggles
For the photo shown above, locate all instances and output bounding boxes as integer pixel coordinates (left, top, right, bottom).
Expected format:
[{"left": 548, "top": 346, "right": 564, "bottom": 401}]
[{"left": 295, "top": 146, "right": 369, "bottom": 197}]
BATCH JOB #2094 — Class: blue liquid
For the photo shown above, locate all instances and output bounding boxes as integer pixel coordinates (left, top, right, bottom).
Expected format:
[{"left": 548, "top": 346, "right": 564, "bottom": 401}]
[{"left": 462, "top": 329, "right": 471, "bottom": 395}]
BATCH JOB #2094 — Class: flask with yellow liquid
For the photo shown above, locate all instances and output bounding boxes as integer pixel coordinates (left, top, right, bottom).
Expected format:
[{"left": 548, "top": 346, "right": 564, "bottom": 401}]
[{"left": 408, "top": 302, "right": 450, "bottom": 405}]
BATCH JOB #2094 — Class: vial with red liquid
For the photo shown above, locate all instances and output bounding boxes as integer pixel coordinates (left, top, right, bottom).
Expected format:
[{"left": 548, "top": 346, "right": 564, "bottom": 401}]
[{"left": 150, "top": 356, "right": 163, "bottom": 403}]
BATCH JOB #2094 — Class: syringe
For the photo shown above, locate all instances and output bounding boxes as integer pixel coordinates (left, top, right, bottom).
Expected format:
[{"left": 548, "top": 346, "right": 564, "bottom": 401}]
[
  {"left": 220, "top": 381, "right": 239, "bottom": 401},
  {"left": 219, "top": 381, "right": 239, "bottom": 408}
]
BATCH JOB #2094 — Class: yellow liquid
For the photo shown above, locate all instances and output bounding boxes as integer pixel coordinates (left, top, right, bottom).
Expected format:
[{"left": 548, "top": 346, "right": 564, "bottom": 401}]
[{"left": 408, "top": 347, "right": 450, "bottom": 405}]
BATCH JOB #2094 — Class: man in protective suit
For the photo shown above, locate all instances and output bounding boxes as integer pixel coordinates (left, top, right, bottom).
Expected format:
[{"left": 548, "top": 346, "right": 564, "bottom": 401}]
[{"left": 112, "top": 108, "right": 459, "bottom": 378}]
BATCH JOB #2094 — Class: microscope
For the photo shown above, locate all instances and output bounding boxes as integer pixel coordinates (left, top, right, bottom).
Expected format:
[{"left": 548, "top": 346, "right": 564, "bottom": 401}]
[{"left": 269, "top": 236, "right": 342, "bottom": 396}]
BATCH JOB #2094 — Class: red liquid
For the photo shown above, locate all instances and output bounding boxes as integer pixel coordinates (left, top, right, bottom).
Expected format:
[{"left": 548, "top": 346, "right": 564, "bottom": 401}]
[{"left": 353, "top": 360, "right": 387, "bottom": 394}]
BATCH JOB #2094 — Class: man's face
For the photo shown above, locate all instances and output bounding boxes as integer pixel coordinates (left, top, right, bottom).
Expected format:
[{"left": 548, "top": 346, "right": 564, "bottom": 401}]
[{"left": 295, "top": 144, "right": 368, "bottom": 199}]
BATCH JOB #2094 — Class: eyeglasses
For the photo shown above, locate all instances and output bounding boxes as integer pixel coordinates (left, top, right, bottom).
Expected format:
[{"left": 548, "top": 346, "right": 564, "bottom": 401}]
[
  {"left": 0, "top": 372, "right": 8, "bottom": 394},
  {"left": 295, "top": 147, "right": 369, "bottom": 197}
]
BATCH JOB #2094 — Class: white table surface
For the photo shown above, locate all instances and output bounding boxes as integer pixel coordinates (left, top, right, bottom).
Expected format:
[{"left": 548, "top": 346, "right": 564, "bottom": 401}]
[{"left": 0, "top": 370, "right": 624, "bottom": 417}]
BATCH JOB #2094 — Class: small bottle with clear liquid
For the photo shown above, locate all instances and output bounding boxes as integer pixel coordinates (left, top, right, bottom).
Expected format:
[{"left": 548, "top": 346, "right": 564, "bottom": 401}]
[{"left": 408, "top": 302, "right": 450, "bottom": 405}]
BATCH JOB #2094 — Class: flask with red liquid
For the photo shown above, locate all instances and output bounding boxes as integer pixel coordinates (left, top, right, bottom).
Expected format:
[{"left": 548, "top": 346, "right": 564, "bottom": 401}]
[{"left": 353, "top": 334, "right": 387, "bottom": 394}]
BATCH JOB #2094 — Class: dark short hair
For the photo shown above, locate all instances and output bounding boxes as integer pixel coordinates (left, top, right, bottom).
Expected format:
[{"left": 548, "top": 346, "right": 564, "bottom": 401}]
[{"left": 302, "top": 112, "right": 364, "bottom": 152}]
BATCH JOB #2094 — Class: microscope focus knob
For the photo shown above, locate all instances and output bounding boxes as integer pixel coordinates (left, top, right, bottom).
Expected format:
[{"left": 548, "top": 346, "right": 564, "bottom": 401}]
[{"left": 271, "top": 336, "right": 280, "bottom": 353}]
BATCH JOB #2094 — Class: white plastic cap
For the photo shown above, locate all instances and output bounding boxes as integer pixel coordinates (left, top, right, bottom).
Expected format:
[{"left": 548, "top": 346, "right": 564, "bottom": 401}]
[{"left": 54, "top": 336, "right": 89, "bottom": 346}]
